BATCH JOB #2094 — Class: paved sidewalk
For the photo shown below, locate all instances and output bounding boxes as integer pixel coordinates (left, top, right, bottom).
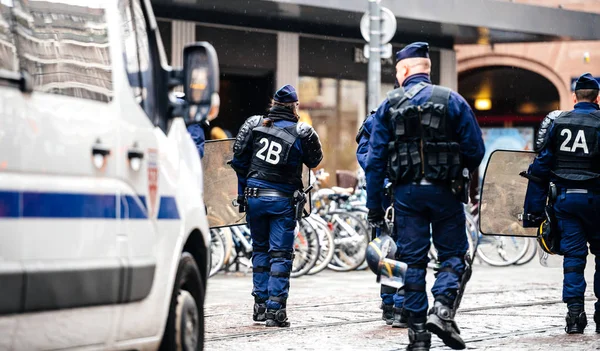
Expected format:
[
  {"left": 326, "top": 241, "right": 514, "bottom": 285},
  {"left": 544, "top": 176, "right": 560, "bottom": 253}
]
[{"left": 205, "top": 257, "right": 599, "bottom": 350}]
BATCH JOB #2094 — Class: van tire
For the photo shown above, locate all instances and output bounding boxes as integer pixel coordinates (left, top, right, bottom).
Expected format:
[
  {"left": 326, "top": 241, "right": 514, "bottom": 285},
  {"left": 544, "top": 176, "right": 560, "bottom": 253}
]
[{"left": 160, "top": 252, "right": 205, "bottom": 351}]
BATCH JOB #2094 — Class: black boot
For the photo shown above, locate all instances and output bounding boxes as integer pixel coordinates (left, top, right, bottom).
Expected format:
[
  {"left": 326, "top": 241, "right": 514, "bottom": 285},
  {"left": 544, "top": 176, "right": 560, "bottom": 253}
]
[
  {"left": 426, "top": 299, "right": 465, "bottom": 350},
  {"left": 392, "top": 307, "right": 408, "bottom": 328},
  {"left": 406, "top": 321, "right": 431, "bottom": 351},
  {"left": 381, "top": 304, "right": 394, "bottom": 325},
  {"left": 253, "top": 300, "right": 267, "bottom": 322},
  {"left": 594, "top": 311, "right": 600, "bottom": 333},
  {"left": 265, "top": 307, "right": 290, "bottom": 327},
  {"left": 565, "top": 305, "right": 587, "bottom": 334}
]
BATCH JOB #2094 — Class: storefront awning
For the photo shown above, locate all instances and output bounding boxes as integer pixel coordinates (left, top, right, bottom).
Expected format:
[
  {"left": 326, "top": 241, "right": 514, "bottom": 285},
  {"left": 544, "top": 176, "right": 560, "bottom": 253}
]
[{"left": 152, "top": 0, "right": 600, "bottom": 46}]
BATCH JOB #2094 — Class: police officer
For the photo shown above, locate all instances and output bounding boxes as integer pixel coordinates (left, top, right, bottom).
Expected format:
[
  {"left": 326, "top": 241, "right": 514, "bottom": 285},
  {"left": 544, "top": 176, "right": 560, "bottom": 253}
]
[
  {"left": 230, "top": 85, "right": 323, "bottom": 327},
  {"left": 523, "top": 73, "right": 600, "bottom": 334},
  {"left": 365, "top": 42, "right": 485, "bottom": 350},
  {"left": 357, "top": 106, "right": 407, "bottom": 328}
]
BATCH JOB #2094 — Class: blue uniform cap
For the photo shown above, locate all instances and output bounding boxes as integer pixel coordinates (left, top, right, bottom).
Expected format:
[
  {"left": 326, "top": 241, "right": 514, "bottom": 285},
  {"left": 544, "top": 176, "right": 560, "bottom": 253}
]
[
  {"left": 395, "top": 42, "right": 430, "bottom": 62},
  {"left": 575, "top": 73, "right": 600, "bottom": 91},
  {"left": 274, "top": 84, "right": 298, "bottom": 103}
]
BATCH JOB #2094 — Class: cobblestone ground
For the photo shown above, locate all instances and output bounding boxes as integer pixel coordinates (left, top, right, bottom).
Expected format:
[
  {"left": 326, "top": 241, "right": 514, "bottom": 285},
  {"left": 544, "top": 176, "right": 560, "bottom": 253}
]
[{"left": 205, "top": 256, "right": 600, "bottom": 351}]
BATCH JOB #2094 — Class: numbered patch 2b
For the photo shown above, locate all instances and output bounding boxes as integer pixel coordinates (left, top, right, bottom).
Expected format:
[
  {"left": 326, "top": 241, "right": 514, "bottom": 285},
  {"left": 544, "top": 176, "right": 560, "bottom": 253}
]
[
  {"left": 256, "top": 138, "right": 284, "bottom": 165},
  {"left": 248, "top": 125, "right": 297, "bottom": 175}
]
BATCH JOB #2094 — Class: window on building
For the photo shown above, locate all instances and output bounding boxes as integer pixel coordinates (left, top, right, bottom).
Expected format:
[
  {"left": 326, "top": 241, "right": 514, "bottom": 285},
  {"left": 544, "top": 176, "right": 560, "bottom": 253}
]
[
  {"left": 0, "top": 3, "right": 19, "bottom": 74},
  {"left": 12, "top": 0, "right": 112, "bottom": 102}
]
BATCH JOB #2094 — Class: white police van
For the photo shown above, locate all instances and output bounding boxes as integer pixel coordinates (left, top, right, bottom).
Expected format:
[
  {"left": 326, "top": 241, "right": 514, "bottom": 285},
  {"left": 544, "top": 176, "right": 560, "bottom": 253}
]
[{"left": 0, "top": 0, "right": 218, "bottom": 350}]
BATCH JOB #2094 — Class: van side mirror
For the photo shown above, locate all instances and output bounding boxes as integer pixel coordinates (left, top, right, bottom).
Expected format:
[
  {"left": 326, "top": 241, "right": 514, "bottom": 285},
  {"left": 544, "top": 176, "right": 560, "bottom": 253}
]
[{"left": 181, "top": 42, "right": 220, "bottom": 123}]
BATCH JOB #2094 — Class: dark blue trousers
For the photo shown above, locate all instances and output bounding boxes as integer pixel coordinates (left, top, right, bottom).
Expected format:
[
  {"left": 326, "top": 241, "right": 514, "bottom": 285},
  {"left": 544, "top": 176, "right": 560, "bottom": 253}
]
[
  {"left": 394, "top": 183, "right": 468, "bottom": 316},
  {"left": 247, "top": 196, "right": 296, "bottom": 309},
  {"left": 554, "top": 190, "right": 600, "bottom": 310}
]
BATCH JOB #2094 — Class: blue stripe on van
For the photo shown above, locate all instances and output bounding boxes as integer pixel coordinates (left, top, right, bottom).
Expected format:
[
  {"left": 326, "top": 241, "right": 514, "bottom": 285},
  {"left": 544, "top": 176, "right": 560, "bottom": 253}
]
[
  {"left": 157, "top": 196, "right": 179, "bottom": 219},
  {"left": 121, "top": 195, "right": 148, "bottom": 219},
  {"left": 0, "top": 191, "right": 179, "bottom": 219},
  {"left": 0, "top": 191, "right": 19, "bottom": 218}
]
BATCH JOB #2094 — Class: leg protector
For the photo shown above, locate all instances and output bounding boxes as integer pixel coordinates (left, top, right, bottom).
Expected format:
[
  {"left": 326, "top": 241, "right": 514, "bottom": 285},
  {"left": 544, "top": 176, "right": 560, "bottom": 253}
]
[
  {"left": 406, "top": 319, "right": 431, "bottom": 351},
  {"left": 253, "top": 299, "right": 267, "bottom": 322},
  {"left": 381, "top": 304, "right": 394, "bottom": 325},
  {"left": 565, "top": 301, "right": 587, "bottom": 334},
  {"left": 265, "top": 296, "right": 290, "bottom": 327},
  {"left": 426, "top": 297, "right": 465, "bottom": 350},
  {"left": 392, "top": 306, "right": 408, "bottom": 328}
]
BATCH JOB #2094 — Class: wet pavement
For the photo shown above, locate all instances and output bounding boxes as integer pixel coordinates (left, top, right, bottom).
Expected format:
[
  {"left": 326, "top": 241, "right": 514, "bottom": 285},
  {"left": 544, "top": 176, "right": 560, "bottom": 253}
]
[{"left": 205, "top": 257, "right": 600, "bottom": 350}]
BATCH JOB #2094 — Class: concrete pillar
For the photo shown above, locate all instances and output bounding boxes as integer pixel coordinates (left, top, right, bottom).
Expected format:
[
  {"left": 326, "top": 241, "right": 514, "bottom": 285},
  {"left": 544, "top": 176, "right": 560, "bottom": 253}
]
[
  {"left": 171, "top": 20, "right": 196, "bottom": 68},
  {"left": 439, "top": 49, "right": 458, "bottom": 91},
  {"left": 276, "top": 32, "right": 299, "bottom": 91}
]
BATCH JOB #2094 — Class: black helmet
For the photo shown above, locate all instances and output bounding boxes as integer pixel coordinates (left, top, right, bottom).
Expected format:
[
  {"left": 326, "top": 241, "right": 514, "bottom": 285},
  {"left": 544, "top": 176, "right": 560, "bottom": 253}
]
[
  {"left": 366, "top": 234, "right": 397, "bottom": 275},
  {"left": 537, "top": 207, "right": 561, "bottom": 255}
]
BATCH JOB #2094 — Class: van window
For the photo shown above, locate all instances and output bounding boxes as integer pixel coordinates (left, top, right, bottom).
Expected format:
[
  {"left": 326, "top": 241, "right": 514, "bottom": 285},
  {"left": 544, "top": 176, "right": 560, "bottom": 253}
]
[
  {"left": 120, "top": 0, "right": 156, "bottom": 123},
  {"left": 11, "top": 0, "right": 113, "bottom": 102},
  {"left": 0, "top": 3, "right": 19, "bottom": 74}
]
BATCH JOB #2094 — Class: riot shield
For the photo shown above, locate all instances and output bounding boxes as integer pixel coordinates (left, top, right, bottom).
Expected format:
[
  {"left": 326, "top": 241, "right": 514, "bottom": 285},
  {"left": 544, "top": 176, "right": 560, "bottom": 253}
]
[
  {"left": 203, "top": 139, "right": 312, "bottom": 228},
  {"left": 479, "top": 150, "right": 537, "bottom": 237}
]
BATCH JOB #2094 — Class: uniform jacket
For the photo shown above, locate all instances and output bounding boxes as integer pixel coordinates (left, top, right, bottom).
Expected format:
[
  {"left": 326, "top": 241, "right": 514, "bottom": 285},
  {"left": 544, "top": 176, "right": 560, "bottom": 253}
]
[
  {"left": 365, "top": 73, "right": 485, "bottom": 210},
  {"left": 230, "top": 107, "right": 322, "bottom": 194},
  {"left": 523, "top": 102, "right": 600, "bottom": 225}
]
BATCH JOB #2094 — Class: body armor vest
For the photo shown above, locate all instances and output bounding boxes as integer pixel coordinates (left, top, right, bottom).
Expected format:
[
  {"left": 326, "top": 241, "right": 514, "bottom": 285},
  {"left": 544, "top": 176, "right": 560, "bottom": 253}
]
[
  {"left": 551, "top": 110, "right": 600, "bottom": 182},
  {"left": 387, "top": 83, "right": 462, "bottom": 184},
  {"left": 247, "top": 122, "right": 303, "bottom": 187}
]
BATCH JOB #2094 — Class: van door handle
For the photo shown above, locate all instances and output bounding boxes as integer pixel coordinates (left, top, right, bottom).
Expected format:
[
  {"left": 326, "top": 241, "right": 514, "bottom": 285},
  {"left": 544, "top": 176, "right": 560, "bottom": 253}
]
[
  {"left": 91, "top": 141, "right": 111, "bottom": 169},
  {"left": 127, "top": 149, "right": 144, "bottom": 160},
  {"left": 127, "top": 147, "right": 144, "bottom": 171},
  {"left": 92, "top": 145, "right": 111, "bottom": 157}
]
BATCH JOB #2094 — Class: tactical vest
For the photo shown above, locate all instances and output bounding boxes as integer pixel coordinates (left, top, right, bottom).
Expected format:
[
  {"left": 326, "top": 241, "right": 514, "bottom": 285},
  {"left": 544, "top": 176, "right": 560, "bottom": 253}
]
[
  {"left": 247, "top": 120, "right": 303, "bottom": 187},
  {"left": 551, "top": 110, "right": 600, "bottom": 182},
  {"left": 386, "top": 82, "right": 462, "bottom": 184}
]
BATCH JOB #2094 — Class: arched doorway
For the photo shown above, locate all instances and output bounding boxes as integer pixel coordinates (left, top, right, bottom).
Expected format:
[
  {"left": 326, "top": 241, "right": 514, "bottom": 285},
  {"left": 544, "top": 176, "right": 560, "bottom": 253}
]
[
  {"left": 458, "top": 66, "right": 560, "bottom": 127},
  {"left": 458, "top": 65, "right": 561, "bottom": 181}
]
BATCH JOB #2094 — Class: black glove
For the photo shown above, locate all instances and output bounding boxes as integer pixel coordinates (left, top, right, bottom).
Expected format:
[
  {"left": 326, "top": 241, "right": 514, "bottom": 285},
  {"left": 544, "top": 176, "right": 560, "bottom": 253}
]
[
  {"left": 368, "top": 208, "right": 385, "bottom": 228},
  {"left": 236, "top": 195, "right": 247, "bottom": 213}
]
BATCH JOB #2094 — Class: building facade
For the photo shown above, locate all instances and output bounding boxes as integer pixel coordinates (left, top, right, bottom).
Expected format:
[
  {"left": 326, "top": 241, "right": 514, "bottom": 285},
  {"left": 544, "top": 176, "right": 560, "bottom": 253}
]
[{"left": 152, "top": 0, "right": 599, "bottom": 179}]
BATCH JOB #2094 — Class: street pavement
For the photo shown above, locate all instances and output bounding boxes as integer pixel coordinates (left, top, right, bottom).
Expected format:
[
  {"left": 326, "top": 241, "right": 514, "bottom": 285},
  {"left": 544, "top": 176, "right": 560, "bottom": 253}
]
[{"left": 205, "top": 255, "right": 600, "bottom": 350}]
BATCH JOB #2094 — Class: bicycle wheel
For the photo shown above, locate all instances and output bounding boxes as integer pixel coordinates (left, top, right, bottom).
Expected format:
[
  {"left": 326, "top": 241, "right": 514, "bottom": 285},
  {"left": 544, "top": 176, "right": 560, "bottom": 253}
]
[
  {"left": 218, "top": 227, "right": 234, "bottom": 266},
  {"left": 514, "top": 238, "right": 538, "bottom": 265},
  {"left": 477, "top": 235, "right": 530, "bottom": 266},
  {"left": 327, "top": 212, "right": 370, "bottom": 272},
  {"left": 209, "top": 229, "right": 226, "bottom": 278},
  {"left": 291, "top": 218, "right": 320, "bottom": 278},
  {"left": 307, "top": 216, "right": 336, "bottom": 275}
]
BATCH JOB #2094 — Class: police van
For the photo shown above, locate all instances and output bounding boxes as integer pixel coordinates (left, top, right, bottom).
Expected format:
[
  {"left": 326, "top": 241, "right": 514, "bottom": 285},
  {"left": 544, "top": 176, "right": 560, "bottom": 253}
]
[{"left": 0, "top": 0, "right": 218, "bottom": 350}]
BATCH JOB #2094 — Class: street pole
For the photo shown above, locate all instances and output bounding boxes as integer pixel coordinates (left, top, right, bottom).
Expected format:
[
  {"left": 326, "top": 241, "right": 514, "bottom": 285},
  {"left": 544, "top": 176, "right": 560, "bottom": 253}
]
[{"left": 367, "top": 0, "right": 381, "bottom": 112}]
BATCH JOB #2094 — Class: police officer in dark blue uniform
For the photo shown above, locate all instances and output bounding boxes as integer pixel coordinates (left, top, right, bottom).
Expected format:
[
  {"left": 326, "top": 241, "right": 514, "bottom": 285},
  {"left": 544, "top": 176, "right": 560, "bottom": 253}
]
[
  {"left": 357, "top": 106, "right": 407, "bottom": 328},
  {"left": 523, "top": 73, "right": 600, "bottom": 334},
  {"left": 230, "top": 85, "right": 323, "bottom": 327},
  {"left": 365, "top": 42, "right": 485, "bottom": 351}
]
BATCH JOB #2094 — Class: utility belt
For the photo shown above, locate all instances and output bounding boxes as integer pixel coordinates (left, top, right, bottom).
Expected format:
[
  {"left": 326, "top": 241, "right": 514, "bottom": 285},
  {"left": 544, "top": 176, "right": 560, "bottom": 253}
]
[
  {"left": 244, "top": 187, "right": 293, "bottom": 198},
  {"left": 403, "top": 168, "right": 470, "bottom": 203},
  {"left": 244, "top": 186, "right": 312, "bottom": 221}
]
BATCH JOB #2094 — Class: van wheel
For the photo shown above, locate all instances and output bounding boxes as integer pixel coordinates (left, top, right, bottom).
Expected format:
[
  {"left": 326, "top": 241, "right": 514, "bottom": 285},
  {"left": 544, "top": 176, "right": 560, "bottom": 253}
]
[{"left": 160, "top": 252, "right": 205, "bottom": 351}]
